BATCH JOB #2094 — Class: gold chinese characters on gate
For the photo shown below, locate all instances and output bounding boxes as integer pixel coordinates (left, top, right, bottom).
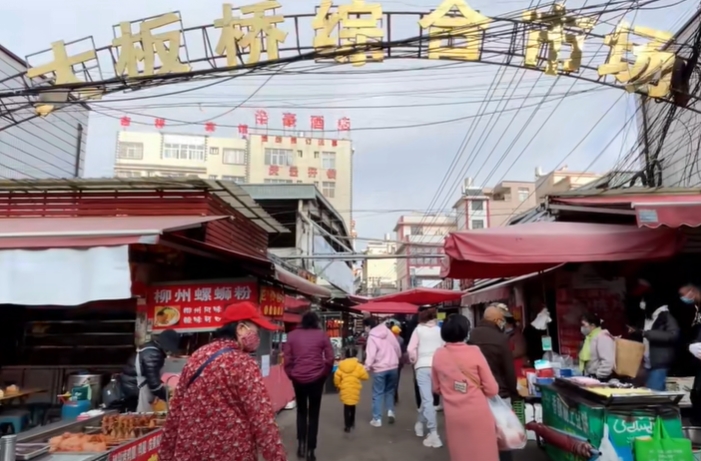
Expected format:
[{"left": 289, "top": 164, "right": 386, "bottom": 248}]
[{"left": 26, "top": 0, "right": 676, "bottom": 100}]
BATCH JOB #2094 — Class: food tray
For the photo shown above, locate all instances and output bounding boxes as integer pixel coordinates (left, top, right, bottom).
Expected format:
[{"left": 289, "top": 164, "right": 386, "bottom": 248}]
[{"left": 15, "top": 443, "right": 50, "bottom": 461}]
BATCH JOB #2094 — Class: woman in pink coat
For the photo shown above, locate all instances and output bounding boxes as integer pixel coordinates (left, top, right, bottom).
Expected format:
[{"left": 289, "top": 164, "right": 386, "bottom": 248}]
[{"left": 432, "top": 314, "right": 500, "bottom": 461}]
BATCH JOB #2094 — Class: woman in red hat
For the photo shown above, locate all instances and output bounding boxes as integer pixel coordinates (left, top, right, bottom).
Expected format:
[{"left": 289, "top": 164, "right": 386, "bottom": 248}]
[{"left": 158, "top": 301, "right": 286, "bottom": 461}]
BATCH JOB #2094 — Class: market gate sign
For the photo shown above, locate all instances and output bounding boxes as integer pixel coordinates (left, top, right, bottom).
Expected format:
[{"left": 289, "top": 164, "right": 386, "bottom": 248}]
[{"left": 18, "top": 0, "right": 681, "bottom": 118}]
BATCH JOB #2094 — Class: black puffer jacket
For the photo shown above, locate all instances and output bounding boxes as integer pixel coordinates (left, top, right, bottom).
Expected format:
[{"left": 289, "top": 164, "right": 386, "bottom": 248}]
[
  {"left": 469, "top": 321, "right": 518, "bottom": 400},
  {"left": 118, "top": 341, "right": 167, "bottom": 400},
  {"left": 642, "top": 309, "right": 680, "bottom": 370}
]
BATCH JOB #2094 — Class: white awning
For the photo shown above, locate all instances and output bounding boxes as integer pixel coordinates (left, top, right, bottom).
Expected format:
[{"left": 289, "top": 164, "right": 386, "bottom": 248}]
[{"left": 0, "top": 245, "right": 131, "bottom": 306}]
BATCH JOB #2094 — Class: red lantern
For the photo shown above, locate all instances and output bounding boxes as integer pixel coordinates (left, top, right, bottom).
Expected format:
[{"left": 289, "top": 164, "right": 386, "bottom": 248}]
[
  {"left": 205, "top": 122, "right": 216, "bottom": 132},
  {"left": 262, "top": 135, "right": 269, "bottom": 142},
  {"left": 332, "top": 140, "right": 338, "bottom": 147},
  {"left": 308, "top": 167, "right": 318, "bottom": 178},
  {"left": 291, "top": 137, "right": 297, "bottom": 144},
  {"left": 327, "top": 169, "right": 337, "bottom": 180},
  {"left": 154, "top": 118, "right": 165, "bottom": 129},
  {"left": 337, "top": 117, "right": 351, "bottom": 131},
  {"left": 238, "top": 124, "right": 249, "bottom": 135},
  {"left": 289, "top": 166, "right": 299, "bottom": 178},
  {"left": 269, "top": 165, "right": 280, "bottom": 176},
  {"left": 311, "top": 115, "right": 325, "bottom": 130},
  {"left": 283, "top": 112, "right": 297, "bottom": 128},
  {"left": 255, "top": 110, "right": 269, "bottom": 125},
  {"left": 120, "top": 116, "right": 131, "bottom": 127}
]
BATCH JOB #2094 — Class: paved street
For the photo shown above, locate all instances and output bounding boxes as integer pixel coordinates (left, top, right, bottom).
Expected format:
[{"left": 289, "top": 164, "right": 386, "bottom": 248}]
[{"left": 276, "top": 369, "right": 549, "bottom": 461}]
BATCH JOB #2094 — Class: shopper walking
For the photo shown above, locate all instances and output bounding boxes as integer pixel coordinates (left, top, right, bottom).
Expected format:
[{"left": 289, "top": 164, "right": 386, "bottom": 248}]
[
  {"left": 284, "top": 312, "right": 334, "bottom": 461},
  {"left": 119, "top": 329, "right": 180, "bottom": 412},
  {"left": 470, "top": 304, "right": 519, "bottom": 461},
  {"left": 334, "top": 348, "right": 368, "bottom": 432},
  {"left": 433, "top": 314, "right": 500, "bottom": 461},
  {"left": 364, "top": 317, "right": 401, "bottom": 427},
  {"left": 158, "top": 302, "right": 285, "bottom": 461},
  {"left": 681, "top": 284, "right": 701, "bottom": 424},
  {"left": 408, "top": 308, "right": 444, "bottom": 448},
  {"left": 405, "top": 309, "right": 441, "bottom": 410},
  {"left": 391, "top": 325, "right": 407, "bottom": 405}
]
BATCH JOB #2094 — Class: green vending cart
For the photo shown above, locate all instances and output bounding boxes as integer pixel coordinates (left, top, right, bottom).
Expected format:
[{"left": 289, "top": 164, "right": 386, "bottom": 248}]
[{"left": 540, "top": 379, "right": 684, "bottom": 461}]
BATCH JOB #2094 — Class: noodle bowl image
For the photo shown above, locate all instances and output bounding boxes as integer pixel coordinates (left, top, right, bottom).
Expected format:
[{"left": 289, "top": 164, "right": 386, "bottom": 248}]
[{"left": 155, "top": 306, "right": 180, "bottom": 326}]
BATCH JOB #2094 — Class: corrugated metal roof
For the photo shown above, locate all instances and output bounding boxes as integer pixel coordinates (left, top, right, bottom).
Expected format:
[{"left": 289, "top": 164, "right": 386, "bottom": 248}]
[
  {"left": 0, "top": 178, "right": 288, "bottom": 235},
  {"left": 547, "top": 186, "right": 701, "bottom": 200}
]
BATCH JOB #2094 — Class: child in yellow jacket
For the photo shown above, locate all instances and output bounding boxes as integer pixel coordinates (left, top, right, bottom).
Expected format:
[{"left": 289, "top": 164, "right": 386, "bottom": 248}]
[{"left": 334, "top": 348, "right": 369, "bottom": 432}]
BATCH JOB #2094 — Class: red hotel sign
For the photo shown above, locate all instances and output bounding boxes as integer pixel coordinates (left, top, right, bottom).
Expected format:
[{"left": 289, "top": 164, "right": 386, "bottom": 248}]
[{"left": 147, "top": 280, "right": 259, "bottom": 333}]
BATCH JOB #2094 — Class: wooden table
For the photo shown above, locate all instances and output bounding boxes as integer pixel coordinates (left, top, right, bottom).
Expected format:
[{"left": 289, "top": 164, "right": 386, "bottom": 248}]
[{"left": 0, "top": 388, "right": 47, "bottom": 405}]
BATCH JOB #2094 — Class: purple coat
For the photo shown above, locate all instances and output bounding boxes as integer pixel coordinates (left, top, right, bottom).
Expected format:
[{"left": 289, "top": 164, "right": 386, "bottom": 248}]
[{"left": 283, "top": 328, "right": 334, "bottom": 384}]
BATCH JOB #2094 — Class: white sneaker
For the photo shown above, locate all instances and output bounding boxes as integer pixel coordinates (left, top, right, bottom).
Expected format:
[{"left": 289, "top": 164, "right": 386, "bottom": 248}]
[
  {"left": 434, "top": 404, "right": 443, "bottom": 412},
  {"left": 387, "top": 410, "right": 396, "bottom": 424},
  {"left": 414, "top": 421, "right": 425, "bottom": 437},
  {"left": 423, "top": 431, "right": 443, "bottom": 448},
  {"left": 370, "top": 419, "right": 382, "bottom": 427}
]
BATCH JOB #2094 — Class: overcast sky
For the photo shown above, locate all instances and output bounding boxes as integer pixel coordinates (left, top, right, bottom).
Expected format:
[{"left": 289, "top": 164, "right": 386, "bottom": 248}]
[{"left": 1, "top": 0, "right": 695, "bottom": 241}]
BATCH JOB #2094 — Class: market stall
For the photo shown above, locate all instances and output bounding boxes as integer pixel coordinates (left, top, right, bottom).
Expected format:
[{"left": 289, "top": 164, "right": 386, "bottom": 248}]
[
  {"left": 538, "top": 377, "right": 685, "bottom": 461},
  {"left": 11, "top": 412, "right": 165, "bottom": 461}
]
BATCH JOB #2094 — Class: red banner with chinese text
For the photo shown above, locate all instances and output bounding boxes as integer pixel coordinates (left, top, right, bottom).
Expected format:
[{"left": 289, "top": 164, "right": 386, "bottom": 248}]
[
  {"left": 147, "top": 280, "right": 259, "bottom": 332},
  {"left": 260, "top": 285, "right": 284, "bottom": 317},
  {"left": 108, "top": 428, "right": 162, "bottom": 461}
]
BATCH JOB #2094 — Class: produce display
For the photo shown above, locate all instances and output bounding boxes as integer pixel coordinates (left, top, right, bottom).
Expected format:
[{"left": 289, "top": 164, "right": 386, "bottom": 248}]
[
  {"left": 101, "top": 413, "right": 164, "bottom": 439},
  {"left": 48, "top": 414, "right": 165, "bottom": 454},
  {"left": 48, "top": 433, "right": 114, "bottom": 453}
]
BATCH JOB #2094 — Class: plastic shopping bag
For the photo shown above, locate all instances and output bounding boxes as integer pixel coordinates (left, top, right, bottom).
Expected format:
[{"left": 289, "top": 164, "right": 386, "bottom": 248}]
[
  {"left": 488, "top": 396, "right": 528, "bottom": 450},
  {"left": 634, "top": 417, "right": 694, "bottom": 461}
]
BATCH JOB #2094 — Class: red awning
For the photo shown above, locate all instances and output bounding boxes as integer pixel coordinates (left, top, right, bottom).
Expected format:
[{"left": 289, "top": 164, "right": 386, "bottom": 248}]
[
  {"left": 551, "top": 193, "right": 701, "bottom": 229},
  {"left": 370, "top": 287, "right": 463, "bottom": 305},
  {"left": 285, "top": 296, "right": 311, "bottom": 311},
  {"left": 360, "top": 301, "right": 419, "bottom": 315},
  {"left": 283, "top": 312, "right": 302, "bottom": 323},
  {"left": 442, "top": 222, "right": 682, "bottom": 279},
  {"left": 634, "top": 202, "right": 701, "bottom": 229},
  {"left": 275, "top": 265, "right": 332, "bottom": 298},
  {"left": 0, "top": 216, "right": 226, "bottom": 249}
]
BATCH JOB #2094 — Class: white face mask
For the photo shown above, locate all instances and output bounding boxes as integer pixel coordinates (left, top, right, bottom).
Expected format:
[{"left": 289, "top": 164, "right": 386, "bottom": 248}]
[{"left": 640, "top": 300, "right": 646, "bottom": 311}]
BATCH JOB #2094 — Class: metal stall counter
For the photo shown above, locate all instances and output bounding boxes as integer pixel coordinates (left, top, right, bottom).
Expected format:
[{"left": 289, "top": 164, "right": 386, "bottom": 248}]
[
  {"left": 537, "top": 377, "right": 685, "bottom": 461},
  {"left": 11, "top": 413, "right": 163, "bottom": 461}
]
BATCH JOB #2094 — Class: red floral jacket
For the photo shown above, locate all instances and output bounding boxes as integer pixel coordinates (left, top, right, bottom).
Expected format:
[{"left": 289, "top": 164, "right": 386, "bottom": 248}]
[{"left": 158, "top": 339, "right": 287, "bottom": 461}]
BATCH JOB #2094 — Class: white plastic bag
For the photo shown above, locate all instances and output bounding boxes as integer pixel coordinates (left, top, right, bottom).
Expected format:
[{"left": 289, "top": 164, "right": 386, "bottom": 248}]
[
  {"left": 488, "top": 396, "right": 527, "bottom": 450},
  {"left": 598, "top": 424, "right": 619, "bottom": 461}
]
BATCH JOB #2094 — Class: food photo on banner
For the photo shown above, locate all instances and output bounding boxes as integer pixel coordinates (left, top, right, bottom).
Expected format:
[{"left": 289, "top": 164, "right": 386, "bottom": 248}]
[
  {"left": 146, "top": 279, "right": 259, "bottom": 333},
  {"left": 259, "top": 284, "right": 285, "bottom": 318}
]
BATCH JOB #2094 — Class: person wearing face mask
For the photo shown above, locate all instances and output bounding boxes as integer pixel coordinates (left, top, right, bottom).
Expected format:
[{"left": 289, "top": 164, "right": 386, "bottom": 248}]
[
  {"left": 627, "top": 290, "right": 679, "bottom": 391},
  {"left": 469, "top": 304, "right": 518, "bottom": 461},
  {"left": 284, "top": 311, "right": 334, "bottom": 461},
  {"left": 579, "top": 313, "right": 616, "bottom": 380},
  {"left": 158, "top": 301, "right": 286, "bottom": 461},
  {"left": 680, "top": 284, "right": 701, "bottom": 425},
  {"left": 504, "top": 315, "right": 528, "bottom": 378}
]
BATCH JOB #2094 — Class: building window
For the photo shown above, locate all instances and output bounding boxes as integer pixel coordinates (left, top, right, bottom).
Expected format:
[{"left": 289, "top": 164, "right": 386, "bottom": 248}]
[
  {"left": 116, "top": 170, "right": 142, "bottom": 178},
  {"left": 264, "top": 148, "right": 294, "bottom": 166},
  {"left": 163, "top": 172, "right": 186, "bottom": 178},
  {"left": 208, "top": 175, "right": 218, "bottom": 179},
  {"left": 117, "top": 142, "right": 144, "bottom": 160},
  {"left": 313, "top": 151, "right": 319, "bottom": 159},
  {"left": 471, "top": 219, "right": 485, "bottom": 229},
  {"left": 209, "top": 147, "right": 220, "bottom": 156},
  {"left": 471, "top": 200, "right": 484, "bottom": 211},
  {"left": 322, "top": 181, "right": 335, "bottom": 198},
  {"left": 518, "top": 187, "right": 530, "bottom": 202},
  {"left": 222, "top": 148, "right": 246, "bottom": 165},
  {"left": 321, "top": 151, "right": 336, "bottom": 170},
  {"left": 264, "top": 179, "right": 294, "bottom": 184},
  {"left": 222, "top": 175, "right": 246, "bottom": 184},
  {"left": 297, "top": 150, "right": 303, "bottom": 158},
  {"left": 410, "top": 226, "right": 424, "bottom": 236},
  {"left": 162, "top": 143, "right": 205, "bottom": 161}
]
